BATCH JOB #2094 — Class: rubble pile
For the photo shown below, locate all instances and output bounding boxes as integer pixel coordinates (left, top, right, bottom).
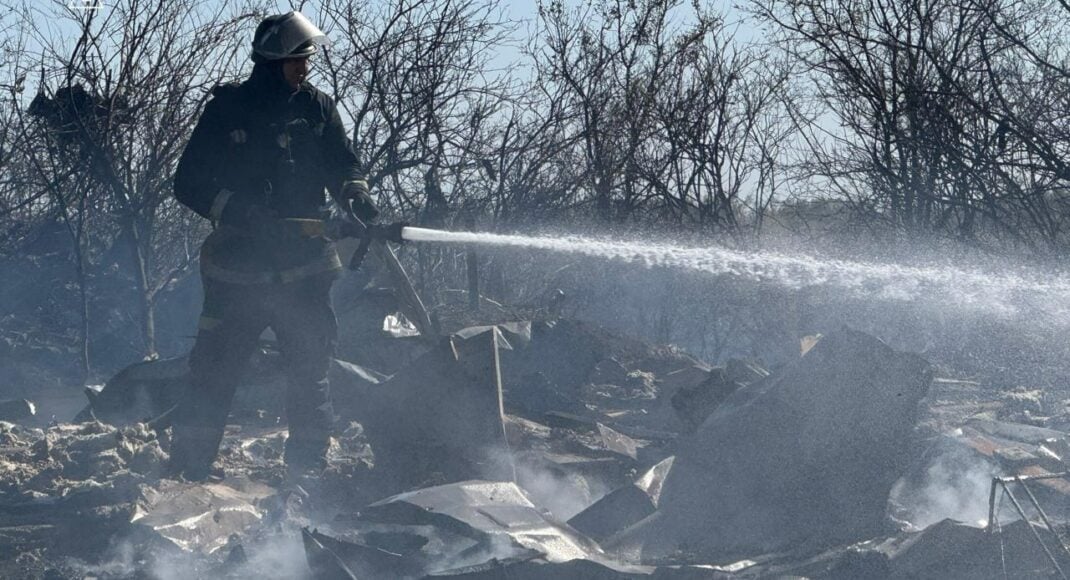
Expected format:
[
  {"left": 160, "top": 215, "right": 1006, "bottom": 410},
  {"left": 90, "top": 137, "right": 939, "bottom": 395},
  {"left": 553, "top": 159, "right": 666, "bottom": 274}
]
[
  {"left": 5, "top": 312, "right": 1070, "bottom": 579},
  {"left": 611, "top": 328, "right": 933, "bottom": 559},
  {"left": 0, "top": 420, "right": 166, "bottom": 500},
  {"left": 349, "top": 326, "right": 515, "bottom": 490},
  {"left": 307, "top": 480, "right": 630, "bottom": 578},
  {"left": 0, "top": 420, "right": 169, "bottom": 574}
]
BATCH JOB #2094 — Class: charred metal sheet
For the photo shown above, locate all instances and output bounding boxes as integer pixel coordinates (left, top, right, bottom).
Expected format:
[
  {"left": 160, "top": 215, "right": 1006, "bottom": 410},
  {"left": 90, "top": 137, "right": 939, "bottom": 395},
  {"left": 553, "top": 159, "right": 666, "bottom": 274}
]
[
  {"left": 613, "top": 328, "right": 933, "bottom": 560},
  {"left": 636, "top": 456, "right": 674, "bottom": 506},
  {"left": 0, "top": 399, "right": 36, "bottom": 422},
  {"left": 568, "top": 485, "right": 656, "bottom": 543},
  {"left": 130, "top": 478, "right": 275, "bottom": 553},
  {"left": 658, "top": 365, "right": 712, "bottom": 395},
  {"left": 670, "top": 368, "right": 745, "bottom": 431},
  {"left": 302, "top": 528, "right": 361, "bottom": 580},
  {"left": 332, "top": 359, "right": 389, "bottom": 385},
  {"left": 426, "top": 557, "right": 656, "bottom": 579},
  {"left": 427, "top": 557, "right": 727, "bottom": 579},
  {"left": 596, "top": 422, "right": 639, "bottom": 460},
  {"left": 361, "top": 328, "right": 514, "bottom": 489},
  {"left": 568, "top": 456, "right": 675, "bottom": 542},
  {"left": 542, "top": 411, "right": 676, "bottom": 442},
  {"left": 723, "top": 358, "right": 769, "bottom": 385},
  {"left": 498, "top": 319, "right": 705, "bottom": 418},
  {"left": 86, "top": 356, "right": 189, "bottom": 426},
  {"left": 303, "top": 527, "right": 423, "bottom": 579},
  {"left": 328, "top": 480, "right": 629, "bottom": 577},
  {"left": 967, "top": 419, "right": 1068, "bottom": 445},
  {"left": 885, "top": 518, "right": 1070, "bottom": 579}
]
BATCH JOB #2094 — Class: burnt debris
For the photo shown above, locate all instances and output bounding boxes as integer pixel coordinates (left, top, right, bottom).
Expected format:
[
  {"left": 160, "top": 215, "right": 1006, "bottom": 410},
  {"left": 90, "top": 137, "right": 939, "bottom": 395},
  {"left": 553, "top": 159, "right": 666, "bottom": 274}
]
[{"left": 6, "top": 316, "right": 1070, "bottom": 579}]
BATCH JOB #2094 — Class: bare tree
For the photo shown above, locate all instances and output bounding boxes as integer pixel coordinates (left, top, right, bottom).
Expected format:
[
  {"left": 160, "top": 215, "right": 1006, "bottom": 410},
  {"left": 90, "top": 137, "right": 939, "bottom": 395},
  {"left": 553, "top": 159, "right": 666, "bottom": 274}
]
[
  {"left": 751, "top": 0, "right": 1070, "bottom": 249},
  {"left": 317, "top": 0, "right": 512, "bottom": 211},
  {"left": 531, "top": 0, "right": 789, "bottom": 231},
  {"left": 6, "top": 0, "right": 253, "bottom": 365}
]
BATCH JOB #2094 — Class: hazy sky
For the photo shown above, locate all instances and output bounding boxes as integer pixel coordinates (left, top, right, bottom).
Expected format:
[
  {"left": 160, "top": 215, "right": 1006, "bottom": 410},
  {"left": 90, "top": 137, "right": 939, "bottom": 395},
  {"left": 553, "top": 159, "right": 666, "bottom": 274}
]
[
  {"left": 36, "top": 0, "right": 754, "bottom": 69},
  {"left": 20, "top": 0, "right": 761, "bottom": 93}
]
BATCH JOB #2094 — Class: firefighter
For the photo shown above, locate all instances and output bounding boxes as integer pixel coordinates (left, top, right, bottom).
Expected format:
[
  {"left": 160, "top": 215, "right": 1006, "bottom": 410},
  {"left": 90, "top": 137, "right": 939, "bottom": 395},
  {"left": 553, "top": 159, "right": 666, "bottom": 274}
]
[{"left": 170, "top": 11, "right": 377, "bottom": 480}]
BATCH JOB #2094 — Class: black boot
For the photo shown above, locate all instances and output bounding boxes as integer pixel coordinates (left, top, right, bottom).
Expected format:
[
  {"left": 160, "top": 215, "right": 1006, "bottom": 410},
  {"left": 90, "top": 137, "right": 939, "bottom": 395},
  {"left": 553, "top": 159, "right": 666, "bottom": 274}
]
[{"left": 168, "top": 425, "right": 225, "bottom": 482}]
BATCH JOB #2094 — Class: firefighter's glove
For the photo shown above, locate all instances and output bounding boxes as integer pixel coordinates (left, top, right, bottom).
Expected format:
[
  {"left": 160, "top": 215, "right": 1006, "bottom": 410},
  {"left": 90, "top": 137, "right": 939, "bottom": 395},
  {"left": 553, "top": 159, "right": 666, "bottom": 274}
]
[{"left": 342, "top": 179, "right": 380, "bottom": 223}]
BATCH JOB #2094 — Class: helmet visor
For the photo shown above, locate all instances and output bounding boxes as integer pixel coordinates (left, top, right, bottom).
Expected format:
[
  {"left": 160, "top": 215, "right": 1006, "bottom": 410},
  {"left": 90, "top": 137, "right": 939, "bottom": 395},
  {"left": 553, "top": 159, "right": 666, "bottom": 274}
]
[{"left": 254, "top": 11, "right": 328, "bottom": 61}]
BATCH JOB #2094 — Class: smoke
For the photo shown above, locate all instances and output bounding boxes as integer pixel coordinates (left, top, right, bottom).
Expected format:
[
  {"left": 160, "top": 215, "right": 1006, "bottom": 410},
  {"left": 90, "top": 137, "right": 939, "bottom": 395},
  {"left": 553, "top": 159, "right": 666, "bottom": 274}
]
[
  {"left": 513, "top": 459, "right": 610, "bottom": 520},
  {"left": 67, "top": 531, "right": 312, "bottom": 579},
  {"left": 481, "top": 445, "right": 609, "bottom": 521},
  {"left": 429, "top": 532, "right": 526, "bottom": 575},
  {"left": 145, "top": 547, "right": 208, "bottom": 580},
  {"left": 890, "top": 443, "right": 1002, "bottom": 530},
  {"left": 205, "top": 533, "right": 311, "bottom": 580},
  {"left": 65, "top": 540, "right": 142, "bottom": 578}
]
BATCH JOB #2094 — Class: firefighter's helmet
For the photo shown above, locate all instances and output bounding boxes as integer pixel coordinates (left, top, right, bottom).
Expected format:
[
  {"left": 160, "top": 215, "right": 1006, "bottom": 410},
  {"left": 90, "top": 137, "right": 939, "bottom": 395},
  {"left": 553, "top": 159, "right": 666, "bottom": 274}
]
[{"left": 251, "top": 11, "right": 328, "bottom": 63}]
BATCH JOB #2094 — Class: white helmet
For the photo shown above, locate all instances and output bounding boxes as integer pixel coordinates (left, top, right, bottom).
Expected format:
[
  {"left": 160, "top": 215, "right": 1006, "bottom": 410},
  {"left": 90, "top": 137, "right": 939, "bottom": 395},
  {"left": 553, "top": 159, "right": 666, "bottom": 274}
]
[{"left": 251, "top": 11, "right": 328, "bottom": 62}]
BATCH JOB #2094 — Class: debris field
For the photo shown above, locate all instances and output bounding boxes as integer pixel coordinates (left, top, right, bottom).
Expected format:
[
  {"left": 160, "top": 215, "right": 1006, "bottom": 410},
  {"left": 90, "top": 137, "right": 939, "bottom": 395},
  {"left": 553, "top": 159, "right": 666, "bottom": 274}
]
[{"left": 3, "top": 309, "right": 1070, "bottom": 579}]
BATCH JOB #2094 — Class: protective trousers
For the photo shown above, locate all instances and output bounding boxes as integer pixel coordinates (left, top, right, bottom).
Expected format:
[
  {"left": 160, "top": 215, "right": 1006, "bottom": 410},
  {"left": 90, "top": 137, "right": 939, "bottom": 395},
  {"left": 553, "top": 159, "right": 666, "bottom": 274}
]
[{"left": 170, "top": 271, "right": 338, "bottom": 480}]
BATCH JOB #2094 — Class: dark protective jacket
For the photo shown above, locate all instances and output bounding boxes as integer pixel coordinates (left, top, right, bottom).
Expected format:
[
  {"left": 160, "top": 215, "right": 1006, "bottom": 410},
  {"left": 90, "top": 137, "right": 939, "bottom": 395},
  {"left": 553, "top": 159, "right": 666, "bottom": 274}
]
[{"left": 174, "top": 65, "right": 363, "bottom": 283}]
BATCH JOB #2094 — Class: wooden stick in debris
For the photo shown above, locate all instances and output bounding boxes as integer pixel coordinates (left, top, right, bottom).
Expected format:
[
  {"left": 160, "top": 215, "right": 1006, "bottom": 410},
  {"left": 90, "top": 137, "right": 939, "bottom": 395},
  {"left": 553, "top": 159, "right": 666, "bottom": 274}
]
[{"left": 372, "top": 242, "right": 435, "bottom": 339}]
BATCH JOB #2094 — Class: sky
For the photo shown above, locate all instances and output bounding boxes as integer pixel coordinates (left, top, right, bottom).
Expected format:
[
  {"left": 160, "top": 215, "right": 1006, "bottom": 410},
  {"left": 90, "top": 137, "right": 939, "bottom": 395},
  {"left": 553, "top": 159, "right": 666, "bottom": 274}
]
[
  {"left": 21, "top": 0, "right": 757, "bottom": 81},
  {"left": 23, "top": 0, "right": 542, "bottom": 81}
]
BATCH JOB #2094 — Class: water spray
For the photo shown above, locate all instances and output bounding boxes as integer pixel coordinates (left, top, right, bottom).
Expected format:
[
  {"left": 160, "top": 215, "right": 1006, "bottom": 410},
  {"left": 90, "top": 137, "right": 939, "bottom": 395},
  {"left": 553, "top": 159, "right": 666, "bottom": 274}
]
[{"left": 397, "top": 226, "right": 1070, "bottom": 320}]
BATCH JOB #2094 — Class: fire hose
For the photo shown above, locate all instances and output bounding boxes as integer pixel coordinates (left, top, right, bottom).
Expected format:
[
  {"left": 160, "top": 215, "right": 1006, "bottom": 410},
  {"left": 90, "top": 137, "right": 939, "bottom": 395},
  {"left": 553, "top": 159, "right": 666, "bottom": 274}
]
[
  {"left": 324, "top": 216, "right": 407, "bottom": 271},
  {"left": 337, "top": 202, "right": 434, "bottom": 338}
]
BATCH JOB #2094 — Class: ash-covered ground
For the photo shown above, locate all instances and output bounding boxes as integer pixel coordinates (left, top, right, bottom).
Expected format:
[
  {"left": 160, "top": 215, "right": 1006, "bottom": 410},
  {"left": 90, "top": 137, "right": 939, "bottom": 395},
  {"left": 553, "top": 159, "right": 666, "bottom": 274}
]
[{"left": 3, "top": 290, "right": 1070, "bottom": 580}]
